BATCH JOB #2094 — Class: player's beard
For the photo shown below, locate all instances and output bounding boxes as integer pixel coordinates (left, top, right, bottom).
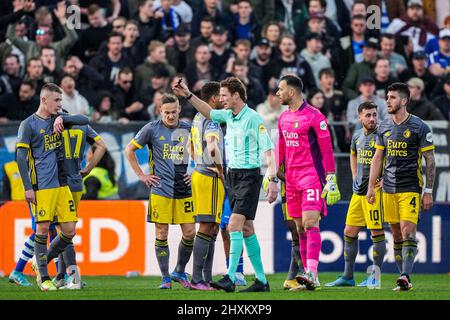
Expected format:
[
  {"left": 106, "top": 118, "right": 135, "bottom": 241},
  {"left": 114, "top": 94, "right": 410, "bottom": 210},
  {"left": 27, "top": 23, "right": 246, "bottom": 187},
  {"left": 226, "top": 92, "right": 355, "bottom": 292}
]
[
  {"left": 363, "top": 121, "right": 376, "bottom": 131},
  {"left": 387, "top": 103, "right": 402, "bottom": 114}
]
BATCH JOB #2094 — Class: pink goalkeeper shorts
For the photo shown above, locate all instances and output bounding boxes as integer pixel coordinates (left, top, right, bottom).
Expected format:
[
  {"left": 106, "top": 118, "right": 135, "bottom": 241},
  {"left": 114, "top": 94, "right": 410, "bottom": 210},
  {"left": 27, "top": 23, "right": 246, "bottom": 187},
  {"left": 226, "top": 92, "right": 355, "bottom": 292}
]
[{"left": 286, "top": 186, "right": 327, "bottom": 218}]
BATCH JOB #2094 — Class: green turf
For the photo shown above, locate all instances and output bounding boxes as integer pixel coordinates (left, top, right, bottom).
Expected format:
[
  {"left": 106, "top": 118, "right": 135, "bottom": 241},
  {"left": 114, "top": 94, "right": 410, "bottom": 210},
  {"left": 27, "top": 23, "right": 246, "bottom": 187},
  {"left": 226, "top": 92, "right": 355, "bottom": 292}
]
[{"left": 1, "top": 272, "right": 449, "bottom": 300}]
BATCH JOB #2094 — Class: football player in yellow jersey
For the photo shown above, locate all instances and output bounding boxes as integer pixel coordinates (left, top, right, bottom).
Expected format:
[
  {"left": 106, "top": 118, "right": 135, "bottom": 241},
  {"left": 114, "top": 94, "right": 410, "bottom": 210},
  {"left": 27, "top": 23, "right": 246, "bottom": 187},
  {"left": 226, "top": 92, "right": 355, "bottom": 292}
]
[{"left": 367, "top": 83, "right": 436, "bottom": 291}]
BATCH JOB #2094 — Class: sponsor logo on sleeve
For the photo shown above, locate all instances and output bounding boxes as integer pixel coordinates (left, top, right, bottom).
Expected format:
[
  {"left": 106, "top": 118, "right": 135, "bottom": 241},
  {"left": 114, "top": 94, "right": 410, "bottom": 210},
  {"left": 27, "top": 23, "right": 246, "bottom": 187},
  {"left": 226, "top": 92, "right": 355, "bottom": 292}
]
[
  {"left": 320, "top": 120, "right": 327, "bottom": 131},
  {"left": 426, "top": 132, "right": 433, "bottom": 143}
]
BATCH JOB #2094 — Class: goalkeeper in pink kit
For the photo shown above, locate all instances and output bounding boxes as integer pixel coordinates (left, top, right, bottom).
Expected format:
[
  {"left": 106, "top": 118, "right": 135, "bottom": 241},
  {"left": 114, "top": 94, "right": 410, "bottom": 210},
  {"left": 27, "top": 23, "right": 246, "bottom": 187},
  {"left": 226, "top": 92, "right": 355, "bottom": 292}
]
[{"left": 274, "top": 75, "right": 341, "bottom": 290}]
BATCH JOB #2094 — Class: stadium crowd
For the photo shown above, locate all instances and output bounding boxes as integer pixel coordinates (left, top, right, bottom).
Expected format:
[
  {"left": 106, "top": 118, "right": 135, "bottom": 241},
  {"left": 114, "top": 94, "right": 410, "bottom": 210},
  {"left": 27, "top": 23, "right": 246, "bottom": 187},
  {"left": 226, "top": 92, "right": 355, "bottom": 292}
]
[{"left": 0, "top": 0, "right": 449, "bottom": 154}]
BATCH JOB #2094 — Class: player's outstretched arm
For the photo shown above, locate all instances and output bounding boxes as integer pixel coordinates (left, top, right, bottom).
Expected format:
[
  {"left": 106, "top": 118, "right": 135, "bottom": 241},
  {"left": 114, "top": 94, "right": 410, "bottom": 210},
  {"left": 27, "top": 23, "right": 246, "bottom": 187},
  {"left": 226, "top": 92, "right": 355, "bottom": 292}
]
[
  {"left": 172, "top": 77, "right": 213, "bottom": 120},
  {"left": 366, "top": 148, "right": 384, "bottom": 204},
  {"left": 422, "top": 150, "right": 436, "bottom": 211}
]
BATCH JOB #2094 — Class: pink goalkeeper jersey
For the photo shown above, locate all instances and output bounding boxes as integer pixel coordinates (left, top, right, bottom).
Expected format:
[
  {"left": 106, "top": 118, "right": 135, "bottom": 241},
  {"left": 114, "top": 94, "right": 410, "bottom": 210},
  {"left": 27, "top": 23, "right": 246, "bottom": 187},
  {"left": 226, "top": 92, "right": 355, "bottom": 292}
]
[{"left": 278, "top": 101, "right": 336, "bottom": 191}]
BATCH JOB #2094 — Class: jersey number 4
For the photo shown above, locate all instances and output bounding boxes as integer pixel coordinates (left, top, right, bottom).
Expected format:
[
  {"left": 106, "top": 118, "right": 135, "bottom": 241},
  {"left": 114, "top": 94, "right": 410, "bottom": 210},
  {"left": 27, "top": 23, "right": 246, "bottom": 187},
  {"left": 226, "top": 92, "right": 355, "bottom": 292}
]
[{"left": 63, "top": 129, "right": 84, "bottom": 159}]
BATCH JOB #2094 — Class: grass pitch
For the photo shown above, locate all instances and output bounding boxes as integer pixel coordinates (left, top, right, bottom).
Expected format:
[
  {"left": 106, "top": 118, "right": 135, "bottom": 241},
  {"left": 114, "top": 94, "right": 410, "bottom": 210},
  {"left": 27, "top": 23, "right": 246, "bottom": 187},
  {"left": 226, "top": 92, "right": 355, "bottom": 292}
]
[{"left": 1, "top": 272, "right": 449, "bottom": 300}]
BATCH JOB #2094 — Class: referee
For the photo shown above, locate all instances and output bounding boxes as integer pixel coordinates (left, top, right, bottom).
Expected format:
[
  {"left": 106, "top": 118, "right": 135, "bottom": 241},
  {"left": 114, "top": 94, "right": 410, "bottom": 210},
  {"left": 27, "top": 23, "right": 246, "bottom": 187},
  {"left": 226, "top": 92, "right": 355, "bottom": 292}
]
[{"left": 173, "top": 77, "right": 278, "bottom": 292}]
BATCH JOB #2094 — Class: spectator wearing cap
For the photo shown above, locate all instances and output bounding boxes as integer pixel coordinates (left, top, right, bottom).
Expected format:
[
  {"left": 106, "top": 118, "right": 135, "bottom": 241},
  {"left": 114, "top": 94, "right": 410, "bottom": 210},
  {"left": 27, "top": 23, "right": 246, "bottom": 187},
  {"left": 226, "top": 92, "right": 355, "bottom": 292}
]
[
  {"left": 62, "top": 55, "right": 105, "bottom": 106},
  {"left": 428, "top": 29, "right": 450, "bottom": 77},
  {"left": 380, "top": 33, "right": 408, "bottom": 77},
  {"left": 399, "top": 50, "right": 438, "bottom": 97},
  {"left": 166, "top": 23, "right": 195, "bottom": 73},
  {"left": 407, "top": 77, "right": 445, "bottom": 120},
  {"left": 338, "top": 14, "right": 368, "bottom": 86},
  {"left": 154, "top": 0, "right": 183, "bottom": 41},
  {"left": 300, "top": 32, "right": 331, "bottom": 88},
  {"left": 89, "top": 32, "right": 135, "bottom": 89},
  {"left": 432, "top": 74, "right": 450, "bottom": 120},
  {"left": 183, "top": 43, "right": 219, "bottom": 95},
  {"left": 72, "top": 4, "right": 111, "bottom": 63},
  {"left": 111, "top": 67, "right": 150, "bottom": 123},
  {"left": 134, "top": 40, "right": 176, "bottom": 91},
  {"left": 386, "top": 0, "right": 439, "bottom": 52},
  {"left": 153, "top": 0, "right": 193, "bottom": 24},
  {"left": 229, "top": 0, "right": 261, "bottom": 45},
  {"left": 266, "top": 34, "right": 316, "bottom": 93},
  {"left": 346, "top": 76, "right": 388, "bottom": 129},
  {"left": 190, "top": 16, "right": 215, "bottom": 50},
  {"left": 0, "top": 80, "right": 38, "bottom": 122},
  {"left": 256, "top": 87, "right": 287, "bottom": 136},
  {"left": 60, "top": 74, "right": 90, "bottom": 116},
  {"left": 191, "top": 0, "right": 231, "bottom": 38},
  {"left": 361, "top": 0, "right": 405, "bottom": 33},
  {"left": 250, "top": 38, "right": 273, "bottom": 93},
  {"left": 319, "top": 67, "right": 351, "bottom": 152},
  {"left": 374, "top": 57, "right": 400, "bottom": 100},
  {"left": 210, "top": 25, "right": 234, "bottom": 75},
  {"left": 274, "top": 0, "right": 308, "bottom": 38},
  {"left": 6, "top": 4, "right": 78, "bottom": 68},
  {"left": 342, "top": 37, "right": 378, "bottom": 100},
  {"left": 132, "top": 0, "right": 164, "bottom": 44},
  {"left": 297, "top": 12, "right": 339, "bottom": 57}
]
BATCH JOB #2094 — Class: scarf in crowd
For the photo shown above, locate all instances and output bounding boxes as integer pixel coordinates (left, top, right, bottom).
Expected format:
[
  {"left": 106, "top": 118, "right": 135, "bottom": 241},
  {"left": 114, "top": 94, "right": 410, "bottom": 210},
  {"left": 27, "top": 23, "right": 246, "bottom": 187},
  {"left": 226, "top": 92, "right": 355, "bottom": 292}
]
[
  {"left": 396, "top": 15, "right": 439, "bottom": 47},
  {"left": 160, "top": 7, "right": 181, "bottom": 32},
  {"left": 281, "top": 0, "right": 295, "bottom": 35}
]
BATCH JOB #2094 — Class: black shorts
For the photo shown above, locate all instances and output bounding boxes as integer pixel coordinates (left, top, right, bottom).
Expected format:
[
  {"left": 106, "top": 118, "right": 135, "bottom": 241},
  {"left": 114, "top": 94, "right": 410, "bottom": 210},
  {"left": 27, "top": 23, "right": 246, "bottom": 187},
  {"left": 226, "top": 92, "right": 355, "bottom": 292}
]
[{"left": 226, "top": 168, "right": 262, "bottom": 220}]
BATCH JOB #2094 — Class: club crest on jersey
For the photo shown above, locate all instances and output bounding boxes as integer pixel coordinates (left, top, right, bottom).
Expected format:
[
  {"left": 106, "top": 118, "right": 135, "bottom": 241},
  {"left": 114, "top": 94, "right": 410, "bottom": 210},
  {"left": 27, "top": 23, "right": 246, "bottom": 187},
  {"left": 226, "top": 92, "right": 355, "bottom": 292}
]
[
  {"left": 40, "top": 129, "right": 45, "bottom": 134},
  {"left": 39, "top": 209, "right": 46, "bottom": 217},
  {"left": 178, "top": 136, "right": 185, "bottom": 143},
  {"left": 208, "top": 122, "right": 218, "bottom": 130},
  {"left": 384, "top": 131, "right": 390, "bottom": 137},
  {"left": 356, "top": 140, "right": 360, "bottom": 145},
  {"left": 294, "top": 122, "right": 299, "bottom": 128},
  {"left": 403, "top": 129, "right": 411, "bottom": 139},
  {"left": 319, "top": 121, "right": 327, "bottom": 131},
  {"left": 426, "top": 132, "right": 433, "bottom": 143},
  {"left": 159, "top": 136, "right": 166, "bottom": 140},
  {"left": 259, "top": 124, "right": 267, "bottom": 134},
  {"left": 369, "top": 139, "right": 375, "bottom": 147}
]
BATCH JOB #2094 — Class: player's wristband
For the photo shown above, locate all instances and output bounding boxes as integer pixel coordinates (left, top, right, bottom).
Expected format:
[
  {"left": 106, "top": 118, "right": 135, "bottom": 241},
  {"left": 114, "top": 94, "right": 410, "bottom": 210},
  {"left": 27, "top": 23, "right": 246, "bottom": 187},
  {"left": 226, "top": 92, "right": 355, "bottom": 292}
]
[
  {"left": 186, "top": 93, "right": 193, "bottom": 100},
  {"left": 424, "top": 188, "right": 433, "bottom": 194}
]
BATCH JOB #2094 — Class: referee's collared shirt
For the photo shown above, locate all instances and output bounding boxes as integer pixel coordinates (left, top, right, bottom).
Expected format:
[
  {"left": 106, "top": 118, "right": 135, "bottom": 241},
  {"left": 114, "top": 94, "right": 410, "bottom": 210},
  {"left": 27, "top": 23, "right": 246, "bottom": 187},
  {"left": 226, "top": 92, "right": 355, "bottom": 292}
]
[{"left": 210, "top": 105, "right": 274, "bottom": 169}]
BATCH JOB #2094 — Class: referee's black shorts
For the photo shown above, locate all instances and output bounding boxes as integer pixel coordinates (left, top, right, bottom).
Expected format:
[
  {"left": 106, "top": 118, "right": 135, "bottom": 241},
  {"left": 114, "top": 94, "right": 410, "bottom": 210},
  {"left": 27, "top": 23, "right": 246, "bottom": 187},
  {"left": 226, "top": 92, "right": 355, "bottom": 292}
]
[{"left": 226, "top": 168, "right": 262, "bottom": 220}]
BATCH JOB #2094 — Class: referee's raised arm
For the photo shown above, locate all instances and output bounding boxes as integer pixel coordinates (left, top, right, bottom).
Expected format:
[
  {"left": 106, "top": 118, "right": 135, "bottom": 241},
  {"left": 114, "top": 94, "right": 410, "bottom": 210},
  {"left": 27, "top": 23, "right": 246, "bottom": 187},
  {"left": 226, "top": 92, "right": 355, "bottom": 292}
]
[{"left": 172, "top": 77, "right": 213, "bottom": 120}]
